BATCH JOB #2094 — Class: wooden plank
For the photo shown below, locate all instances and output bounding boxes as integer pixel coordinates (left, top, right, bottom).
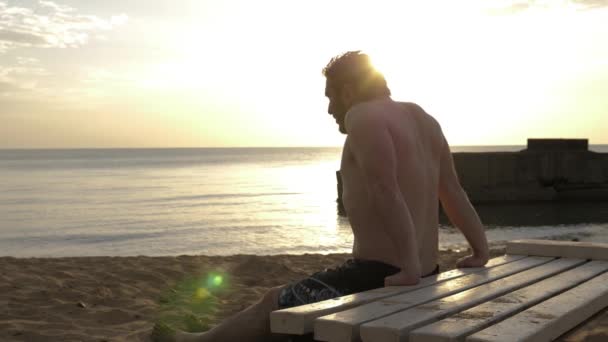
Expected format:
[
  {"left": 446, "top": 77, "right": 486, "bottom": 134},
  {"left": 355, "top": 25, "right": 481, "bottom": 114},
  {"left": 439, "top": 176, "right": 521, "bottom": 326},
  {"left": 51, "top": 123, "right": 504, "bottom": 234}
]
[
  {"left": 358, "top": 258, "right": 584, "bottom": 342},
  {"left": 410, "top": 260, "right": 608, "bottom": 342},
  {"left": 312, "top": 256, "right": 553, "bottom": 342},
  {"left": 507, "top": 239, "right": 608, "bottom": 260},
  {"left": 270, "top": 255, "right": 525, "bottom": 335},
  {"left": 466, "top": 271, "right": 608, "bottom": 342}
]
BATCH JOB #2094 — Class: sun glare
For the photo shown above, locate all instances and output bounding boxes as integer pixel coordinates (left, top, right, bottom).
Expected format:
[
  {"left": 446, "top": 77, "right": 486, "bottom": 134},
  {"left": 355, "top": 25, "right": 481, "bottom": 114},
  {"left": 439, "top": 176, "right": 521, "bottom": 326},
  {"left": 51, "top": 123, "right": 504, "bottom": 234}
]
[
  {"left": 351, "top": 3, "right": 605, "bottom": 145},
  {"left": 127, "top": 1, "right": 608, "bottom": 147}
]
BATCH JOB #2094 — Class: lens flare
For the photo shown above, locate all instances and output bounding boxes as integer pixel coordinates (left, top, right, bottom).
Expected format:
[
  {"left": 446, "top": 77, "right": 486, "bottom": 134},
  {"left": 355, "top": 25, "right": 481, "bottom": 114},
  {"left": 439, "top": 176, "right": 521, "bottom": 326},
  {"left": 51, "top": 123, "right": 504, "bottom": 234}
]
[
  {"left": 195, "top": 287, "right": 210, "bottom": 300},
  {"left": 206, "top": 273, "right": 226, "bottom": 289},
  {"left": 156, "top": 271, "right": 230, "bottom": 332}
]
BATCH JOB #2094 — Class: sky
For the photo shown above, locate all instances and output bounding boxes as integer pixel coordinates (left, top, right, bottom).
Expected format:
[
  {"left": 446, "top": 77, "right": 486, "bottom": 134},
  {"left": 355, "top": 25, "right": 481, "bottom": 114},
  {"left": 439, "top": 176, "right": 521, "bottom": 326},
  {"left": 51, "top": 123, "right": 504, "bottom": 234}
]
[{"left": 0, "top": 0, "right": 607, "bottom": 148}]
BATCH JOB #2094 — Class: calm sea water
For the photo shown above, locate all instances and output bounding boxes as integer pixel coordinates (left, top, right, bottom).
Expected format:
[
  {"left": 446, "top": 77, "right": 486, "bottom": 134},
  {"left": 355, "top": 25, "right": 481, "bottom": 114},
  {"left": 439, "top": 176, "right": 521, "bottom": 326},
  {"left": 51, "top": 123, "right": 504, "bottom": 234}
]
[{"left": 1, "top": 146, "right": 607, "bottom": 257}]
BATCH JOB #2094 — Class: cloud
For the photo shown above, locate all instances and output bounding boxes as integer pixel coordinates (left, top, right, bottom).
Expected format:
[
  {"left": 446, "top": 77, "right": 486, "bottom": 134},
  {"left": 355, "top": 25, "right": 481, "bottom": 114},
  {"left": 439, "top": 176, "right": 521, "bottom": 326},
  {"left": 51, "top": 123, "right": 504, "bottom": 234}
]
[
  {"left": 572, "top": 0, "right": 608, "bottom": 9},
  {"left": 16, "top": 56, "right": 39, "bottom": 65},
  {"left": 494, "top": 2, "right": 532, "bottom": 15},
  {"left": 0, "top": 1, "right": 128, "bottom": 53},
  {"left": 0, "top": 78, "right": 34, "bottom": 95},
  {"left": 0, "top": 29, "right": 47, "bottom": 45},
  {"left": 0, "top": 57, "right": 48, "bottom": 95},
  {"left": 486, "top": 0, "right": 608, "bottom": 15},
  {"left": 38, "top": 0, "right": 73, "bottom": 13},
  {"left": 0, "top": 80, "right": 23, "bottom": 93}
]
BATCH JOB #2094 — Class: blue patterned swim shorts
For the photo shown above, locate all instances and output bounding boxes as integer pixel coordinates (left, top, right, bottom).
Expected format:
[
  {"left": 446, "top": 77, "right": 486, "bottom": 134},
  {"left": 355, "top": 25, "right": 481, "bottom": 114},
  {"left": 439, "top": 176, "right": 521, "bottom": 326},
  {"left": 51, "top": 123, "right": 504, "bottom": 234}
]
[{"left": 278, "top": 259, "right": 440, "bottom": 309}]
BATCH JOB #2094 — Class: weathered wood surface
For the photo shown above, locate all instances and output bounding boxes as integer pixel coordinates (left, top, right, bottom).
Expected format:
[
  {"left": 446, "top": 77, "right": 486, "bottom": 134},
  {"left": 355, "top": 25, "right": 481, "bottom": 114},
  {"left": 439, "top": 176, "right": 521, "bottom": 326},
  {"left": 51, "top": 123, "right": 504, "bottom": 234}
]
[
  {"left": 312, "top": 257, "right": 552, "bottom": 341},
  {"left": 269, "top": 255, "right": 525, "bottom": 335},
  {"left": 507, "top": 239, "right": 608, "bottom": 260},
  {"left": 358, "top": 258, "right": 584, "bottom": 342},
  {"left": 270, "top": 240, "right": 608, "bottom": 341},
  {"left": 409, "top": 260, "right": 608, "bottom": 342},
  {"left": 466, "top": 271, "right": 608, "bottom": 342}
]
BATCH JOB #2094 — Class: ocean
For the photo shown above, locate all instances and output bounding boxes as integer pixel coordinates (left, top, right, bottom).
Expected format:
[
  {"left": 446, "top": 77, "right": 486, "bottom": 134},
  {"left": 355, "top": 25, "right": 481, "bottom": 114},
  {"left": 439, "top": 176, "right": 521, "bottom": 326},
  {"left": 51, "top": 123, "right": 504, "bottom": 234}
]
[{"left": 1, "top": 146, "right": 608, "bottom": 257}]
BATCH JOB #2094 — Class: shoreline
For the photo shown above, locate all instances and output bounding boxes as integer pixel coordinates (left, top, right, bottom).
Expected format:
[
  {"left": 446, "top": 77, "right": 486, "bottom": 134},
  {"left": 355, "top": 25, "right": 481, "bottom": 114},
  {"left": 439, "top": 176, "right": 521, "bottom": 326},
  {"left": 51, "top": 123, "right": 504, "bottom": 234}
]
[
  {"left": 6, "top": 225, "right": 608, "bottom": 259},
  {"left": 1, "top": 248, "right": 606, "bottom": 341}
]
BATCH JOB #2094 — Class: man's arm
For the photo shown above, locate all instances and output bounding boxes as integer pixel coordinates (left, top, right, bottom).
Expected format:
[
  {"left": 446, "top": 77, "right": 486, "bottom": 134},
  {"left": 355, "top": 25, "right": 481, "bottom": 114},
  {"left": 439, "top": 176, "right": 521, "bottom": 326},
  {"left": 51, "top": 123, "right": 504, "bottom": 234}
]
[
  {"left": 345, "top": 107, "right": 421, "bottom": 285},
  {"left": 438, "top": 134, "right": 489, "bottom": 267}
]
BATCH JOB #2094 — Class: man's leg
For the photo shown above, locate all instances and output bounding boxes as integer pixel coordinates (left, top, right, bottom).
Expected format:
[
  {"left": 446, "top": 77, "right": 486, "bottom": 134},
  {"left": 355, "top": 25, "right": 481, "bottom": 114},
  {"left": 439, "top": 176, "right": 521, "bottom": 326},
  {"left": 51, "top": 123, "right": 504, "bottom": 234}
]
[{"left": 152, "top": 286, "right": 288, "bottom": 342}]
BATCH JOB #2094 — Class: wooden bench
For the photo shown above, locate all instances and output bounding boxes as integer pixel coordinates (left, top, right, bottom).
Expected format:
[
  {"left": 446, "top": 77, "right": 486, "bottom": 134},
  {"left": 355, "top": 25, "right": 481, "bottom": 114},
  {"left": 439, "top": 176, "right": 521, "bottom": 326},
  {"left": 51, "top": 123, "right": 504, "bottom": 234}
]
[{"left": 270, "top": 239, "right": 608, "bottom": 341}]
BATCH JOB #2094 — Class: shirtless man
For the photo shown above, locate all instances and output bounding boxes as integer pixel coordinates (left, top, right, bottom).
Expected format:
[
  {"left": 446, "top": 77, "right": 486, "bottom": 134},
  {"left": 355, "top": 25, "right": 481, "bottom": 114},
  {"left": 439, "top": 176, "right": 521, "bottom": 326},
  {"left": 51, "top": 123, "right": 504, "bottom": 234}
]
[{"left": 153, "top": 51, "right": 489, "bottom": 342}]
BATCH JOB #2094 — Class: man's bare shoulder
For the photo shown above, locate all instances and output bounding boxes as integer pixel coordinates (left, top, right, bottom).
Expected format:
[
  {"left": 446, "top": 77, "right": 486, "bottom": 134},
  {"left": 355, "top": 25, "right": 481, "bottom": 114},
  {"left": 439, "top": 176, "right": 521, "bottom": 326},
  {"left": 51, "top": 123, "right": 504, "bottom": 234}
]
[
  {"left": 345, "top": 100, "right": 442, "bottom": 139},
  {"left": 346, "top": 100, "right": 386, "bottom": 117},
  {"left": 397, "top": 101, "right": 434, "bottom": 118},
  {"left": 397, "top": 101, "right": 442, "bottom": 130},
  {"left": 397, "top": 101, "right": 425, "bottom": 112},
  {"left": 344, "top": 100, "right": 388, "bottom": 132},
  {"left": 345, "top": 99, "right": 408, "bottom": 125}
]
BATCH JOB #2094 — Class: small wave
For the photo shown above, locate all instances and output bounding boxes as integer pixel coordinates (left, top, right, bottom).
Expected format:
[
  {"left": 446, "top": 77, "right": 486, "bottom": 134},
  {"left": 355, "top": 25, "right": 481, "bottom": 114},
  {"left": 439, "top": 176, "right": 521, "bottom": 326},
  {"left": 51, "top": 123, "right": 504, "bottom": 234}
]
[
  {"left": 141, "top": 192, "right": 301, "bottom": 203},
  {"left": 1, "top": 231, "right": 168, "bottom": 245}
]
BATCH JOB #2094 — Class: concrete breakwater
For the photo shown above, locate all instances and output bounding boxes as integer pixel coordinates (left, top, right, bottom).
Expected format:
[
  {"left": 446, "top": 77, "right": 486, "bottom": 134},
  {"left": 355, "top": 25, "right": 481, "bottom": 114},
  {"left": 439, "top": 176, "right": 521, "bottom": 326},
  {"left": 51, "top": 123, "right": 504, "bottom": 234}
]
[
  {"left": 336, "top": 139, "right": 608, "bottom": 214},
  {"left": 454, "top": 139, "right": 608, "bottom": 203}
]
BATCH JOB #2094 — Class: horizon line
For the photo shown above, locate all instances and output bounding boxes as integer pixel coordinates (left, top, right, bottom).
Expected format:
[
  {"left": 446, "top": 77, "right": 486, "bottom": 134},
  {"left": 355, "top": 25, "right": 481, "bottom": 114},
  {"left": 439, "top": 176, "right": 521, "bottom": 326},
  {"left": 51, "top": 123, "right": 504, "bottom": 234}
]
[{"left": 4, "top": 143, "right": 608, "bottom": 150}]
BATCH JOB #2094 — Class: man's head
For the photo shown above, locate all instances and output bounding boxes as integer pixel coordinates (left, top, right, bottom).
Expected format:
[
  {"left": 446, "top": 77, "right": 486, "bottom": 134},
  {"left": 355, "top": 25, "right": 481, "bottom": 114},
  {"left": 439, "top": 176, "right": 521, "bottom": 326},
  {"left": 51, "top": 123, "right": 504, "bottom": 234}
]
[{"left": 322, "top": 51, "right": 391, "bottom": 134}]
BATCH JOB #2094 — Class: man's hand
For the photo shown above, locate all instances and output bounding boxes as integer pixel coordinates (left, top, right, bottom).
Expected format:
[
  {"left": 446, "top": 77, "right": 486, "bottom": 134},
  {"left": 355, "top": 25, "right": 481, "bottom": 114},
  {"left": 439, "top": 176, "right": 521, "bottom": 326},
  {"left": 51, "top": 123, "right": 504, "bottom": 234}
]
[
  {"left": 384, "top": 270, "right": 420, "bottom": 286},
  {"left": 456, "top": 253, "right": 489, "bottom": 268}
]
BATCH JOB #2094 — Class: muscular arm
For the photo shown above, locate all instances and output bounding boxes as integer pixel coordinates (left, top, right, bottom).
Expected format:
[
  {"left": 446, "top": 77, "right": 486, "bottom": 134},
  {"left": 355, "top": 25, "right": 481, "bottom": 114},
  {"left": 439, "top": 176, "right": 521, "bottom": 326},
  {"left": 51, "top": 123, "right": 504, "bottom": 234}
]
[
  {"left": 345, "top": 107, "right": 421, "bottom": 284},
  {"left": 438, "top": 134, "right": 489, "bottom": 266}
]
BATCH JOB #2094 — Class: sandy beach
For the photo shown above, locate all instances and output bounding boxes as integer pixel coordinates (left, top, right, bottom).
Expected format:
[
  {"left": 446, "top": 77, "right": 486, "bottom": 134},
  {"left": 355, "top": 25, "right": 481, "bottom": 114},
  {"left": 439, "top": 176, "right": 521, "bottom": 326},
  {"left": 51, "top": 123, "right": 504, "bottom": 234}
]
[{"left": 1, "top": 248, "right": 606, "bottom": 342}]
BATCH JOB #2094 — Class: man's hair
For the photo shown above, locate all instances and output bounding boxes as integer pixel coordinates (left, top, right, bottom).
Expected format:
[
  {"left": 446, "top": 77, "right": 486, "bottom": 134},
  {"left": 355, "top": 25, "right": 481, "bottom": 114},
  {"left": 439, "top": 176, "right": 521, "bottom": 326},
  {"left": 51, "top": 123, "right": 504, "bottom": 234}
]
[{"left": 322, "top": 51, "right": 391, "bottom": 101}]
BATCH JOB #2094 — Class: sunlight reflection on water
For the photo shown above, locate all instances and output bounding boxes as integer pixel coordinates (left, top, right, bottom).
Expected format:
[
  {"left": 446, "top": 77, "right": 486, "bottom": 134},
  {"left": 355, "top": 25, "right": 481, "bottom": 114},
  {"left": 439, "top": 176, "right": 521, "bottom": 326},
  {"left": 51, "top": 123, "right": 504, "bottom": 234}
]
[{"left": 1, "top": 148, "right": 607, "bottom": 257}]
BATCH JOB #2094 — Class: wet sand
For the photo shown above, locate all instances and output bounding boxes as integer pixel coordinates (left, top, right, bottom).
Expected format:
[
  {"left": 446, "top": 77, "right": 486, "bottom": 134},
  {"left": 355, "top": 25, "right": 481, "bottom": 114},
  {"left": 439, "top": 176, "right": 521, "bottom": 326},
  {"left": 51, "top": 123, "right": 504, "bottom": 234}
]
[{"left": 0, "top": 248, "right": 606, "bottom": 341}]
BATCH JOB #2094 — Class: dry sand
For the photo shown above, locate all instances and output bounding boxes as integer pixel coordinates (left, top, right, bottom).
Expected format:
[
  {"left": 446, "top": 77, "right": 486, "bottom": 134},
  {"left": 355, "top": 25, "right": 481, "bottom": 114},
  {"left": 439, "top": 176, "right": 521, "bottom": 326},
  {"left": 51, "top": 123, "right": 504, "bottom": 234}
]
[{"left": 1, "top": 249, "right": 606, "bottom": 342}]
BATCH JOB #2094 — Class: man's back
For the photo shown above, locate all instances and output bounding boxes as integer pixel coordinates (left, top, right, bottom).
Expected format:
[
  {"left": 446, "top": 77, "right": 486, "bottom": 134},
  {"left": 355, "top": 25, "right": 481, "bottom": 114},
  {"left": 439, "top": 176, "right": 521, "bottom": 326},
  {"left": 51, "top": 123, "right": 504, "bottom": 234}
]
[{"left": 340, "top": 99, "right": 445, "bottom": 276}]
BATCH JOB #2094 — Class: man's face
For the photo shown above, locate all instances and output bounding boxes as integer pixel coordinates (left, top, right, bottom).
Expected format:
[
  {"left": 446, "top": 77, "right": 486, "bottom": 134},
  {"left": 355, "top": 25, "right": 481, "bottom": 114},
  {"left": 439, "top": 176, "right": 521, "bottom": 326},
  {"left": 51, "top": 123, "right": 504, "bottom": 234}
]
[{"left": 325, "top": 81, "right": 348, "bottom": 134}]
